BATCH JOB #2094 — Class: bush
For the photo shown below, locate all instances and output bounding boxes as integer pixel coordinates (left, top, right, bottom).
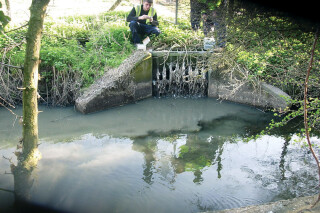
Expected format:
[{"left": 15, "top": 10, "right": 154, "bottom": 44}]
[
  {"left": 151, "top": 18, "right": 203, "bottom": 50},
  {"left": 226, "top": 14, "right": 320, "bottom": 99},
  {"left": 41, "top": 13, "right": 135, "bottom": 87},
  {"left": 221, "top": 6, "right": 320, "bottom": 134},
  {"left": 0, "top": 11, "right": 135, "bottom": 105}
]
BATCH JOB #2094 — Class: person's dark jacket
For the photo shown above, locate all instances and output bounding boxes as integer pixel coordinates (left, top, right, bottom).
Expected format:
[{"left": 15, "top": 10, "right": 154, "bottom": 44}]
[{"left": 126, "top": 5, "right": 159, "bottom": 26}]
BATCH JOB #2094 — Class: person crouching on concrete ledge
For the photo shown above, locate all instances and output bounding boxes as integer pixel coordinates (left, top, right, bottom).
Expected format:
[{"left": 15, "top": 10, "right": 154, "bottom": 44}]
[{"left": 126, "top": 0, "right": 161, "bottom": 45}]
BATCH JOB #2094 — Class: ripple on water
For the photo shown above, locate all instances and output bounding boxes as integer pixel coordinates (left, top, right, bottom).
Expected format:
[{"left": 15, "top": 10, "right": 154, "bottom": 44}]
[{"left": 0, "top": 98, "right": 319, "bottom": 213}]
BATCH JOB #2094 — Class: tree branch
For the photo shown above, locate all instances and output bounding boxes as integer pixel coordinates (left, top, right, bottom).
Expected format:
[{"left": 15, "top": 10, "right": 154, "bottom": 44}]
[
  {"left": 303, "top": 27, "right": 319, "bottom": 206},
  {"left": 0, "top": 187, "right": 14, "bottom": 194},
  {"left": 4, "top": 22, "right": 29, "bottom": 33},
  {"left": 0, "top": 62, "right": 23, "bottom": 69}
]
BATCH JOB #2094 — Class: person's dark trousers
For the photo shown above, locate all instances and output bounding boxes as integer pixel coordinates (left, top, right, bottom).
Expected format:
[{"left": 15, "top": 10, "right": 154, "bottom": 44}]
[
  {"left": 204, "top": 18, "right": 226, "bottom": 48},
  {"left": 214, "top": 19, "right": 226, "bottom": 47},
  {"left": 190, "top": 10, "right": 201, "bottom": 30},
  {"left": 129, "top": 21, "right": 161, "bottom": 44},
  {"left": 190, "top": 0, "right": 202, "bottom": 30}
]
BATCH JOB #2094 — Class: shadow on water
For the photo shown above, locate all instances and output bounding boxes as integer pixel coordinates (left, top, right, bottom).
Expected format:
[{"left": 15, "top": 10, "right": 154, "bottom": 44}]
[
  {"left": 0, "top": 98, "right": 319, "bottom": 213},
  {"left": 131, "top": 110, "right": 275, "bottom": 187},
  {"left": 2, "top": 148, "right": 67, "bottom": 213}
]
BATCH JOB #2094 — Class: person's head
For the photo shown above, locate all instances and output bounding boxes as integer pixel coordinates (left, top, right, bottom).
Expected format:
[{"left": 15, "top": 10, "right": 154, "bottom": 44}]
[{"left": 143, "top": 0, "right": 153, "bottom": 11}]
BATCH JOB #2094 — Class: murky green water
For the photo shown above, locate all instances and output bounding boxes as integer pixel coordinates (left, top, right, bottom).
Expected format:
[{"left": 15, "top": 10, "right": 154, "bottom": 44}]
[{"left": 0, "top": 98, "right": 319, "bottom": 213}]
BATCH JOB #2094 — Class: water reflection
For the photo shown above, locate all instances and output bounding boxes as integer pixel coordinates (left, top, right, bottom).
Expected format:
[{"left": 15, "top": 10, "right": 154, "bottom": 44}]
[
  {"left": 132, "top": 137, "right": 157, "bottom": 185},
  {"left": 279, "top": 137, "right": 290, "bottom": 181},
  {"left": 172, "top": 134, "right": 224, "bottom": 184},
  {"left": 13, "top": 148, "right": 41, "bottom": 201},
  {"left": 0, "top": 98, "right": 319, "bottom": 213},
  {"left": 1, "top": 147, "right": 44, "bottom": 212},
  {"left": 0, "top": 98, "right": 271, "bottom": 144},
  {"left": 1, "top": 133, "right": 319, "bottom": 212}
]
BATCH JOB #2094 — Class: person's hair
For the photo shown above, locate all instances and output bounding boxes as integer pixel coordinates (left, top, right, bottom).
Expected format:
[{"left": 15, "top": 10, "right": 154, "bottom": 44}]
[{"left": 143, "top": 0, "right": 153, "bottom": 3}]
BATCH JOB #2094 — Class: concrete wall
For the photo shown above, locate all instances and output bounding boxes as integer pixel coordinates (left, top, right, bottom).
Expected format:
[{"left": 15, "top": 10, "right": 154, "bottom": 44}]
[
  {"left": 75, "top": 51, "right": 152, "bottom": 114},
  {"left": 75, "top": 51, "right": 291, "bottom": 114},
  {"left": 208, "top": 64, "right": 291, "bottom": 111}
]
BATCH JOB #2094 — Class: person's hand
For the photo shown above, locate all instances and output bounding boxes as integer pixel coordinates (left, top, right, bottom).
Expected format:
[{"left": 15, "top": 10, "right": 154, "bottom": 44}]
[
  {"left": 202, "top": 14, "right": 208, "bottom": 21},
  {"left": 139, "top": 15, "right": 152, "bottom": 20}
]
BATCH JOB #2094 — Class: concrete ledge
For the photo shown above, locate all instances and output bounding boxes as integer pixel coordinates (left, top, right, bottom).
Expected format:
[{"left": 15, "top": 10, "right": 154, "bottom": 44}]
[
  {"left": 75, "top": 50, "right": 292, "bottom": 113},
  {"left": 261, "top": 82, "right": 291, "bottom": 110},
  {"left": 75, "top": 51, "right": 152, "bottom": 114},
  {"left": 151, "top": 50, "right": 209, "bottom": 57},
  {"left": 208, "top": 66, "right": 291, "bottom": 111}
]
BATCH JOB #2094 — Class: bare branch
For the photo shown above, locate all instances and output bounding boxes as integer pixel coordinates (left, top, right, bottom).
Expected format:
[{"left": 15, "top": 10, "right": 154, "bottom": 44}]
[
  {"left": 0, "top": 62, "right": 23, "bottom": 69},
  {"left": 303, "top": 27, "right": 320, "bottom": 206},
  {"left": 4, "top": 22, "right": 29, "bottom": 33},
  {"left": 0, "top": 187, "right": 14, "bottom": 194},
  {"left": 0, "top": 95, "right": 15, "bottom": 108}
]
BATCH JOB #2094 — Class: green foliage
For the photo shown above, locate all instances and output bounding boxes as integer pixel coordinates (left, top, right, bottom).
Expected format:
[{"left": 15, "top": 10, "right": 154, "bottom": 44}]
[
  {"left": 151, "top": 18, "right": 203, "bottom": 50},
  {"left": 41, "top": 39, "right": 81, "bottom": 70},
  {"left": 101, "top": 11, "right": 129, "bottom": 22},
  {"left": 0, "top": 2, "right": 10, "bottom": 32},
  {"left": 0, "top": 27, "right": 26, "bottom": 66},
  {"left": 227, "top": 15, "right": 319, "bottom": 98},
  {"left": 273, "top": 98, "right": 320, "bottom": 132},
  {"left": 178, "top": 145, "right": 189, "bottom": 158},
  {"left": 1, "top": 8, "right": 203, "bottom": 99},
  {"left": 1, "top": 4, "right": 319, "bottom": 113},
  {"left": 0, "top": 10, "right": 137, "bottom": 105},
  {"left": 178, "top": 142, "right": 213, "bottom": 171},
  {"left": 5, "top": 11, "right": 135, "bottom": 87},
  {"left": 48, "top": 14, "right": 134, "bottom": 86},
  {"left": 222, "top": 12, "right": 320, "bottom": 138},
  {"left": 246, "top": 97, "right": 320, "bottom": 144},
  {"left": 78, "top": 23, "right": 133, "bottom": 85}
]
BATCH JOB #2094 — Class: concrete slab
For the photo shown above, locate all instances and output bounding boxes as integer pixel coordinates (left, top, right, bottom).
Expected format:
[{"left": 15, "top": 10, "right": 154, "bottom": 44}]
[
  {"left": 208, "top": 65, "right": 291, "bottom": 111},
  {"left": 75, "top": 51, "right": 152, "bottom": 114}
]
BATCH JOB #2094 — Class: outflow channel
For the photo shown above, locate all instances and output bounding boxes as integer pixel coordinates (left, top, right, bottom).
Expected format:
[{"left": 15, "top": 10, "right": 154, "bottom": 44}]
[{"left": 152, "top": 51, "right": 209, "bottom": 97}]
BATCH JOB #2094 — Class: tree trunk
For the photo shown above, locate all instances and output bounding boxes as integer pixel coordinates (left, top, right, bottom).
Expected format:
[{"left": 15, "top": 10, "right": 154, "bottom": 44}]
[
  {"left": 22, "top": 0, "right": 50, "bottom": 155},
  {"left": 108, "top": 0, "right": 122, "bottom": 11},
  {"left": 0, "top": 0, "right": 10, "bottom": 17},
  {"left": 4, "top": 0, "right": 10, "bottom": 17}
]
